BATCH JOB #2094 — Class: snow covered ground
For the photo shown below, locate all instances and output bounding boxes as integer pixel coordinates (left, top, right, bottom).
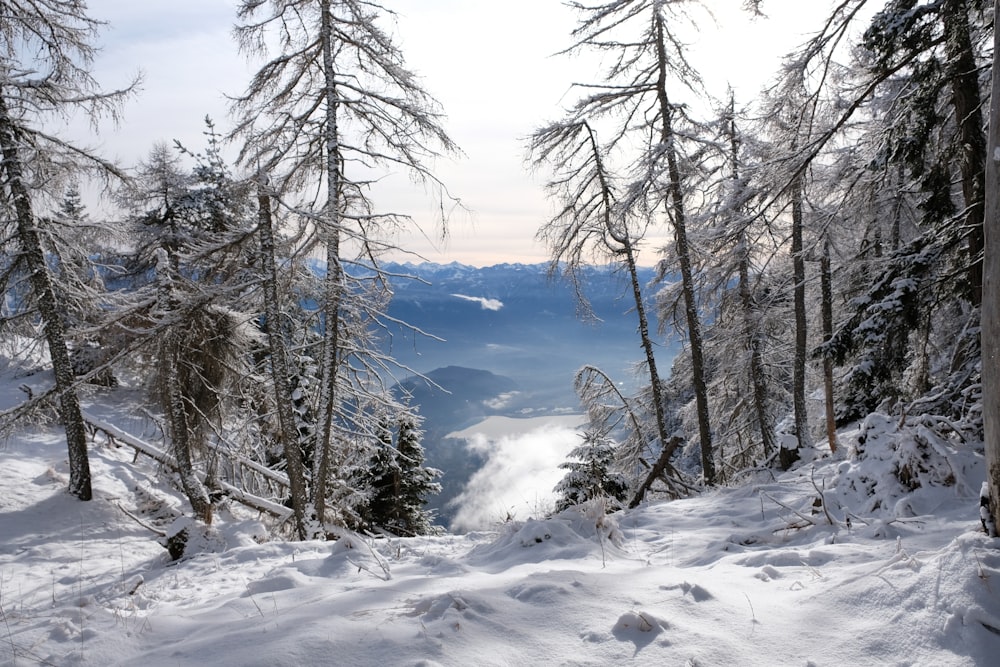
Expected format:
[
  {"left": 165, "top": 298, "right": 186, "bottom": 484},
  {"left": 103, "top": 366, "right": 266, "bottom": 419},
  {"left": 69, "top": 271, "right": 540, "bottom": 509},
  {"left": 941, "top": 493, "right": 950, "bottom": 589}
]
[{"left": 2, "top": 377, "right": 1000, "bottom": 665}]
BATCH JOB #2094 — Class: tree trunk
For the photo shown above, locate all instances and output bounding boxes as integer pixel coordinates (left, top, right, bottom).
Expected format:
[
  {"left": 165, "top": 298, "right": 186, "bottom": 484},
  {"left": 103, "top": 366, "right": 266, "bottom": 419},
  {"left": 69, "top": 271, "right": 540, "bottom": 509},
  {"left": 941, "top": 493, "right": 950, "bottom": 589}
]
[
  {"left": 980, "top": 0, "right": 1000, "bottom": 535},
  {"left": 312, "top": 0, "right": 345, "bottom": 530},
  {"left": 0, "top": 93, "right": 92, "bottom": 500},
  {"left": 653, "top": 14, "right": 714, "bottom": 485},
  {"left": 783, "top": 174, "right": 808, "bottom": 470},
  {"left": 943, "top": 0, "right": 987, "bottom": 307},
  {"left": 154, "top": 249, "right": 212, "bottom": 524},
  {"left": 820, "top": 238, "right": 838, "bottom": 454},
  {"left": 624, "top": 236, "right": 681, "bottom": 506},
  {"left": 258, "top": 190, "right": 310, "bottom": 540},
  {"left": 161, "top": 332, "right": 212, "bottom": 523},
  {"left": 725, "top": 103, "right": 775, "bottom": 460}
]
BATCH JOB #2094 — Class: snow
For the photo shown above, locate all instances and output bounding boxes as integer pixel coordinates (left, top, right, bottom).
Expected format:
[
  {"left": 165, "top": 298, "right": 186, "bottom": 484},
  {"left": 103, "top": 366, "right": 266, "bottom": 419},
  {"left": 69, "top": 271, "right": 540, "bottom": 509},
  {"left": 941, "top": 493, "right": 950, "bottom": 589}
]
[{"left": 2, "top": 381, "right": 1000, "bottom": 665}]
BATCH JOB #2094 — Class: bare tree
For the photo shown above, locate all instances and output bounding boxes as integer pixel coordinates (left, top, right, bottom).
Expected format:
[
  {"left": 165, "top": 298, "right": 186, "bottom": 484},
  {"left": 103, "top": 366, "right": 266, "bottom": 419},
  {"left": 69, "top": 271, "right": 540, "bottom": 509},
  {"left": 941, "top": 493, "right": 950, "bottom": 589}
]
[
  {"left": 544, "top": 0, "right": 716, "bottom": 486},
  {"left": 530, "top": 119, "right": 684, "bottom": 503},
  {"left": 230, "top": 0, "right": 457, "bottom": 534},
  {"left": 0, "top": 0, "right": 135, "bottom": 500},
  {"left": 256, "top": 187, "right": 311, "bottom": 539}
]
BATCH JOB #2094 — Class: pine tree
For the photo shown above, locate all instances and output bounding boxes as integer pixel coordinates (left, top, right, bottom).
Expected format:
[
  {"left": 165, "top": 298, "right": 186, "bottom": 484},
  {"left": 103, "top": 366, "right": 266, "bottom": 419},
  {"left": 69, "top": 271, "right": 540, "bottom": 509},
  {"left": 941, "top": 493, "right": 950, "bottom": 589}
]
[
  {"left": 554, "top": 430, "right": 629, "bottom": 513},
  {"left": 364, "top": 410, "right": 440, "bottom": 536}
]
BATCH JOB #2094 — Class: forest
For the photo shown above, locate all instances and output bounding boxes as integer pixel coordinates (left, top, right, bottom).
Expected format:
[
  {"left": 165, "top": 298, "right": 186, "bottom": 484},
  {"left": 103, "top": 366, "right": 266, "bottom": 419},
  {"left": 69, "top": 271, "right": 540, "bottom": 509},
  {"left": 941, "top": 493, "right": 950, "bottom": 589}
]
[{"left": 2, "top": 0, "right": 1000, "bottom": 557}]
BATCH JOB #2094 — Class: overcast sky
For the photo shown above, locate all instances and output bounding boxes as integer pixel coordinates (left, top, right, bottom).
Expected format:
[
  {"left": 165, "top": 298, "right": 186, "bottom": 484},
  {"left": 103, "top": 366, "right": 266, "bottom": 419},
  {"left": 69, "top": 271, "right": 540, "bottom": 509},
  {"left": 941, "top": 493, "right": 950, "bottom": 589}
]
[{"left": 74, "top": 0, "right": 825, "bottom": 267}]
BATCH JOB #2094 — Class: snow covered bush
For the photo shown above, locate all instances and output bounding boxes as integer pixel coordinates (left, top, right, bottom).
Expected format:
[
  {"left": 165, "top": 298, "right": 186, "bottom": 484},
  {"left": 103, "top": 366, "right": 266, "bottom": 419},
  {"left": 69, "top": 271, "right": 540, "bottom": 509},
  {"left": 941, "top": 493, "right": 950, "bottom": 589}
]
[{"left": 831, "top": 412, "right": 981, "bottom": 517}]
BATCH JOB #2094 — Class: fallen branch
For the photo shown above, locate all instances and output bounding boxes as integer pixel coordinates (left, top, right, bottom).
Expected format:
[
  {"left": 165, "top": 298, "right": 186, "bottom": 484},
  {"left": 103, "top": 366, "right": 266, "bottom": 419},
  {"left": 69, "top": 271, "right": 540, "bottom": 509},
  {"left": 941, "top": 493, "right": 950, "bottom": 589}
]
[{"left": 115, "top": 501, "right": 167, "bottom": 537}]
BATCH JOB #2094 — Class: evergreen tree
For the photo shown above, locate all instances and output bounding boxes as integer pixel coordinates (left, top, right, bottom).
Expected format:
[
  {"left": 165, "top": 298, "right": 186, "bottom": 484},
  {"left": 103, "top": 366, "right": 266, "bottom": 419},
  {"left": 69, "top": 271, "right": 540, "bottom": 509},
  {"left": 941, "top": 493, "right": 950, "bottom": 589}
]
[
  {"left": 364, "top": 409, "right": 440, "bottom": 536},
  {"left": 554, "top": 430, "right": 629, "bottom": 513}
]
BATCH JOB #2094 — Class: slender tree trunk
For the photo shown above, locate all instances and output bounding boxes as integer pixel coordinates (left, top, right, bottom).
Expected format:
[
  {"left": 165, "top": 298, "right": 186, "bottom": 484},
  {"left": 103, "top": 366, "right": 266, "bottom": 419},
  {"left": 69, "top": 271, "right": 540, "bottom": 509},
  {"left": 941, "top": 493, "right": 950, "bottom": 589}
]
[
  {"left": 943, "top": 0, "right": 986, "bottom": 307},
  {"left": 820, "top": 238, "right": 838, "bottom": 454},
  {"left": 155, "top": 250, "right": 212, "bottom": 523},
  {"left": 624, "top": 237, "right": 682, "bottom": 506},
  {"left": 0, "top": 93, "right": 92, "bottom": 500},
  {"left": 783, "top": 174, "right": 808, "bottom": 470},
  {"left": 313, "top": 0, "right": 345, "bottom": 530},
  {"left": 980, "top": 0, "right": 1000, "bottom": 535},
  {"left": 258, "top": 190, "right": 310, "bottom": 539},
  {"left": 578, "top": 123, "right": 678, "bottom": 505},
  {"left": 653, "top": 14, "right": 714, "bottom": 484},
  {"left": 162, "top": 333, "right": 212, "bottom": 523},
  {"left": 725, "top": 103, "right": 775, "bottom": 460}
]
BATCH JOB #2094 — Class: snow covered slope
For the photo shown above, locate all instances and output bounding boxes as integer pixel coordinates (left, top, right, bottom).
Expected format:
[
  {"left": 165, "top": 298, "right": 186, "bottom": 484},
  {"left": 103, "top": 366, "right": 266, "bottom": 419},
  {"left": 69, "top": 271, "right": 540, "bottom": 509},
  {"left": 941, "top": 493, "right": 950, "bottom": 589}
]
[{"left": 2, "top": 404, "right": 998, "bottom": 666}]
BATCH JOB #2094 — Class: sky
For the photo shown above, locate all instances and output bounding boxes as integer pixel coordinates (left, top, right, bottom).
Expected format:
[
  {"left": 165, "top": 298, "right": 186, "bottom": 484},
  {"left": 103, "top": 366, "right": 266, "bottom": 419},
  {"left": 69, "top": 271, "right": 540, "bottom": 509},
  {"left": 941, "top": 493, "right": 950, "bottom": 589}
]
[{"left": 72, "top": 0, "right": 825, "bottom": 267}]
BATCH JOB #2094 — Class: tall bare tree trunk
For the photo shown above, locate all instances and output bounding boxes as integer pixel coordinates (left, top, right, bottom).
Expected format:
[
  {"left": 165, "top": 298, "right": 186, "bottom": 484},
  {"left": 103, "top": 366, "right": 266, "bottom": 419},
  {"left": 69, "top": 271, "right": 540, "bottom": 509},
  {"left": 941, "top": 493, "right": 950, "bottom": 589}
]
[
  {"left": 725, "top": 102, "right": 775, "bottom": 460},
  {"left": 312, "top": 0, "right": 345, "bottom": 529},
  {"left": 154, "top": 249, "right": 212, "bottom": 523},
  {"left": 653, "top": 14, "right": 714, "bottom": 485},
  {"left": 783, "top": 174, "right": 808, "bottom": 470},
  {"left": 0, "top": 93, "right": 92, "bottom": 500},
  {"left": 820, "top": 237, "right": 838, "bottom": 454},
  {"left": 625, "top": 231, "right": 681, "bottom": 506},
  {"left": 258, "top": 190, "right": 310, "bottom": 539},
  {"left": 980, "top": 0, "right": 1000, "bottom": 535}
]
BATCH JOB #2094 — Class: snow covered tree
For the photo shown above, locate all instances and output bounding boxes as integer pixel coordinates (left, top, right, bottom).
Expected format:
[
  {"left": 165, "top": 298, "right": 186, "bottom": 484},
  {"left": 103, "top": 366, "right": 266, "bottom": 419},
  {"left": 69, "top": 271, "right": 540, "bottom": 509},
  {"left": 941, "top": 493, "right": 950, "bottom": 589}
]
[
  {"left": 554, "top": 429, "right": 629, "bottom": 513},
  {"left": 697, "top": 98, "right": 787, "bottom": 477},
  {"left": 231, "top": 0, "right": 458, "bottom": 533},
  {"left": 362, "top": 408, "right": 440, "bottom": 536},
  {"left": 529, "top": 119, "right": 681, "bottom": 502},
  {"left": 540, "top": 0, "right": 716, "bottom": 488},
  {"left": 116, "top": 133, "right": 258, "bottom": 524},
  {"left": 0, "top": 0, "right": 135, "bottom": 500}
]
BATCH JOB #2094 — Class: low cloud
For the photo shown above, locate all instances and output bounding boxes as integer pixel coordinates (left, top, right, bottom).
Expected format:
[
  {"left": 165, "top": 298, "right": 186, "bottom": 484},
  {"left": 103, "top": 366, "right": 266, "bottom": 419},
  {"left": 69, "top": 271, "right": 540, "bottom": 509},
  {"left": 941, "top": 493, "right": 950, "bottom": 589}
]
[
  {"left": 452, "top": 294, "right": 504, "bottom": 311},
  {"left": 483, "top": 391, "right": 520, "bottom": 410},
  {"left": 449, "top": 423, "right": 580, "bottom": 531}
]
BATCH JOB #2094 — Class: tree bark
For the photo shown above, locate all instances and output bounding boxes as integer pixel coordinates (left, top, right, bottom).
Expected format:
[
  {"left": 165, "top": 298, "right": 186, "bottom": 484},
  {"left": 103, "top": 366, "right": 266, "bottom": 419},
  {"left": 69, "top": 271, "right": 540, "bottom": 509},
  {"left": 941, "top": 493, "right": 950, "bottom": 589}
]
[
  {"left": 783, "top": 174, "right": 808, "bottom": 470},
  {"left": 312, "top": 0, "right": 345, "bottom": 530},
  {"left": 820, "top": 237, "right": 838, "bottom": 454},
  {"left": 653, "top": 13, "right": 714, "bottom": 484},
  {"left": 258, "top": 190, "right": 310, "bottom": 540},
  {"left": 0, "top": 92, "right": 92, "bottom": 500},
  {"left": 154, "top": 249, "right": 212, "bottom": 524},
  {"left": 980, "top": 0, "right": 1000, "bottom": 534},
  {"left": 943, "top": 0, "right": 987, "bottom": 307},
  {"left": 726, "top": 103, "right": 776, "bottom": 460}
]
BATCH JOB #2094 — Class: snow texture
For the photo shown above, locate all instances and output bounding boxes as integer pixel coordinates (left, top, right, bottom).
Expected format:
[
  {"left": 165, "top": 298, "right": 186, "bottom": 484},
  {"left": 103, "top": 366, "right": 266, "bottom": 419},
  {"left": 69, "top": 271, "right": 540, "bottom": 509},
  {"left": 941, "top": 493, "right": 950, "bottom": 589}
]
[{"left": 1, "top": 369, "right": 999, "bottom": 666}]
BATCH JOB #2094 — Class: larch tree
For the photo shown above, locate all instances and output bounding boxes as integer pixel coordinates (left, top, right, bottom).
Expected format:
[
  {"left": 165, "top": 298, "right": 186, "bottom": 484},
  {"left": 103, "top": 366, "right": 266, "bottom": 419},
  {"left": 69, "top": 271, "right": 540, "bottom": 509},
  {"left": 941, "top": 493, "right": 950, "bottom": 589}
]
[
  {"left": 698, "top": 97, "right": 784, "bottom": 477},
  {"left": 529, "top": 119, "right": 684, "bottom": 504},
  {"left": 543, "top": 0, "right": 716, "bottom": 488},
  {"left": 119, "top": 138, "right": 257, "bottom": 524},
  {"left": 230, "top": 0, "right": 458, "bottom": 534},
  {"left": 0, "top": 0, "right": 135, "bottom": 500}
]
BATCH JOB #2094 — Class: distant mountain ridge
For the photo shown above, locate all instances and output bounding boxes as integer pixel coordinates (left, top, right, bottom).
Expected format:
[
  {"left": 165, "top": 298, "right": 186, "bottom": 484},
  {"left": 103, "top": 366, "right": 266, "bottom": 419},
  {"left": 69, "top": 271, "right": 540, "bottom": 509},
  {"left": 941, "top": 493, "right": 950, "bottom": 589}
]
[
  {"left": 378, "top": 263, "right": 680, "bottom": 527},
  {"left": 379, "top": 261, "right": 673, "bottom": 414}
]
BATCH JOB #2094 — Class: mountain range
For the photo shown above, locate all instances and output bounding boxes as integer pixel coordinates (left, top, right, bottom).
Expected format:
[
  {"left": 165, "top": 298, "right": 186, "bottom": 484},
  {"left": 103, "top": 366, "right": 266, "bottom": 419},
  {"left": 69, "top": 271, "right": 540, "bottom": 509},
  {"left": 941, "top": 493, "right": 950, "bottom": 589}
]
[{"left": 379, "top": 262, "right": 680, "bottom": 525}]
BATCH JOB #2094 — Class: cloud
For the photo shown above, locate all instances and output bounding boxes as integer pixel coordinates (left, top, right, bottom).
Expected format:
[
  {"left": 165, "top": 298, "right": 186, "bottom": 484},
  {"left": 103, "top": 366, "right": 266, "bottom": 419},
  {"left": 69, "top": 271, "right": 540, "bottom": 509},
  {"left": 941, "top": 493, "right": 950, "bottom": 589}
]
[
  {"left": 482, "top": 391, "right": 520, "bottom": 410},
  {"left": 449, "top": 423, "right": 581, "bottom": 531},
  {"left": 452, "top": 294, "right": 504, "bottom": 311}
]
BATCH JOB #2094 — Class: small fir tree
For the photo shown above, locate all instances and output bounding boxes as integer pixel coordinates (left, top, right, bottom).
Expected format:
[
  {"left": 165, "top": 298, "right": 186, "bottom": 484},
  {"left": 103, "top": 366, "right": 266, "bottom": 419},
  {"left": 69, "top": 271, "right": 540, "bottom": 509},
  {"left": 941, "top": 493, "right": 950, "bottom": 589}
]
[
  {"left": 554, "top": 430, "right": 630, "bottom": 513},
  {"left": 365, "top": 410, "right": 441, "bottom": 536}
]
